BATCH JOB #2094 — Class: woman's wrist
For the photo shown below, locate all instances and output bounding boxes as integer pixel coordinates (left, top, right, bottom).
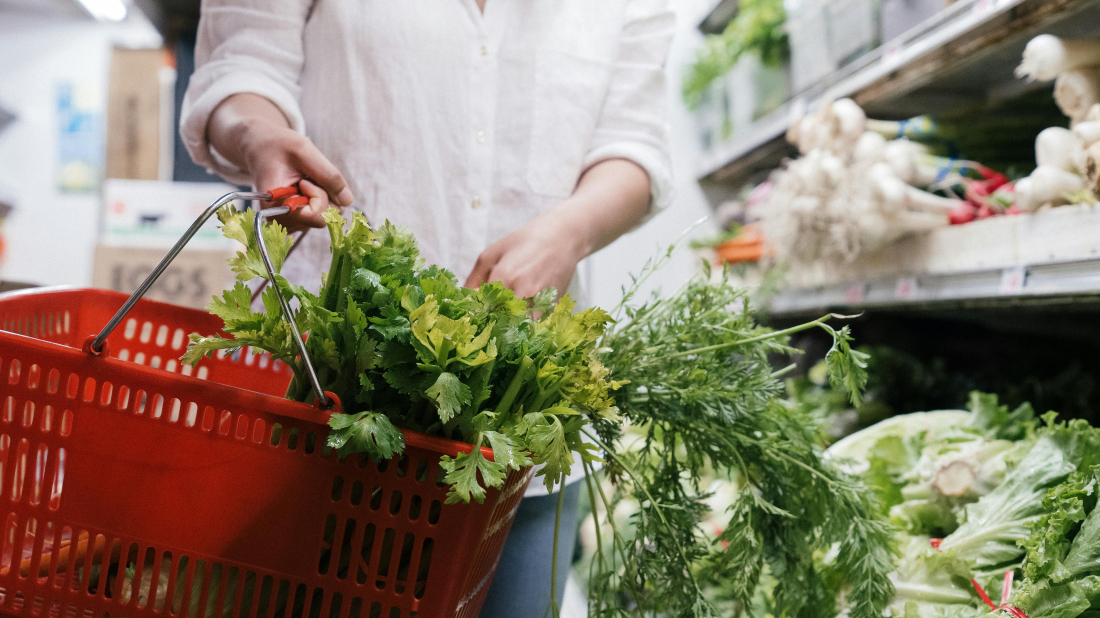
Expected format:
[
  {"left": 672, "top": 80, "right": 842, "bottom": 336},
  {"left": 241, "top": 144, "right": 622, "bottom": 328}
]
[
  {"left": 208, "top": 94, "right": 293, "bottom": 172},
  {"left": 544, "top": 198, "right": 599, "bottom": 261}
]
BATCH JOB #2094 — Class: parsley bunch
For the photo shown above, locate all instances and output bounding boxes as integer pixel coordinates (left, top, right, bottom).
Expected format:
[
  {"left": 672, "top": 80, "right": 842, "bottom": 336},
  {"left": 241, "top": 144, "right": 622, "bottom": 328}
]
[
  {"left": 580, "top": 254, "right": 895, "bottom": 618},
  {"left": 184, "top": 207, "right": 620, "bottom": 503}
]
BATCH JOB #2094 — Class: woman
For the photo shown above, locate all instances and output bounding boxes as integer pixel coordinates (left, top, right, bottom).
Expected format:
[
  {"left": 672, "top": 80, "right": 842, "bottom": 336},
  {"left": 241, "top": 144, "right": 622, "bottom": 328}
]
[{"left": 181, "top": 1, "right": 674, "bottom": 614}]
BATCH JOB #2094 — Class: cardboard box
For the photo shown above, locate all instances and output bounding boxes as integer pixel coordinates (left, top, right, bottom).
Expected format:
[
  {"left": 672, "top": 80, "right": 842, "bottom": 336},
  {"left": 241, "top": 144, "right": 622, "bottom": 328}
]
[
  {"left": 92, "top": 245, "right": 235, "bottom": 310},
  {"left": 105, "top": 48, "right": 164, "bottom": 180}
]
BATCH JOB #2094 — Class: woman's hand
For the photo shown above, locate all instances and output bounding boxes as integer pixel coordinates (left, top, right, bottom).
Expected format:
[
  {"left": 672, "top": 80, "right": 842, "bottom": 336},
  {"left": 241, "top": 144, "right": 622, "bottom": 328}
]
[
  {"left": 241, "top": 125, "right": 354, "bottom": 231},
  {"left": 464, "top": 212, "right": 587, "bottom": 299},
  {"left": 208, "top": 94, "right": 353, "bottom": 232},
  {"left": 464, "top": 158, "right": 653, "bottom": 299}
]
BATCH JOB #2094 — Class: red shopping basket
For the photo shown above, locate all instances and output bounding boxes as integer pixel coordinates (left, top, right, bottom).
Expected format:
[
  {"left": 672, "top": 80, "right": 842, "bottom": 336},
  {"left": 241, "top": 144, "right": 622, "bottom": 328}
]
[{"left": 0, "top": 188, "right": 533, "bottom": 618}]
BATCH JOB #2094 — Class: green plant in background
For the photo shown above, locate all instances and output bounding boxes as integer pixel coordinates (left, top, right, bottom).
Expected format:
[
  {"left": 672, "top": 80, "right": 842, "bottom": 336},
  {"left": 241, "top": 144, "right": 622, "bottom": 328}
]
[{"left": 683, "top": 0, "right": 789, "bottom": 109}]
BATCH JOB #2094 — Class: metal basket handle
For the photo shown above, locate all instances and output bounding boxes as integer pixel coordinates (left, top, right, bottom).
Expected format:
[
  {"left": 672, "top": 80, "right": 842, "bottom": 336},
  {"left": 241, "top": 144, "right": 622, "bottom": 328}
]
[{"left": 87, "top": 186, "right": 333, "bottom": 408}]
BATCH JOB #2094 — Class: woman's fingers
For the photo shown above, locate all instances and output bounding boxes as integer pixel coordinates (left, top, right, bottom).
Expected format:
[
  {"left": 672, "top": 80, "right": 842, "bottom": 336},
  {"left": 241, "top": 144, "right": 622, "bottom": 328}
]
[
  {"left": 464, "top": 242, "right": 506, "bottom": 289},
  {"left": 291, "top": 179, "right": 330, "bottom": 227},
  {"left": 289, "top": 137, "right": 354, "bottom": 207}
]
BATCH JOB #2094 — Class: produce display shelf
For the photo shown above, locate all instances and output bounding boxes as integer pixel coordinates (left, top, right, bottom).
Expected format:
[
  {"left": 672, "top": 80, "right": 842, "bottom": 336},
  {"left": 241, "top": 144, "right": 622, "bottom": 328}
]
[
  {"left": 768, "top": 204, "right": 1100, "bottom": 317},
  {"left": 698, "top": 0, "right": 1100, "bottom": 188}
]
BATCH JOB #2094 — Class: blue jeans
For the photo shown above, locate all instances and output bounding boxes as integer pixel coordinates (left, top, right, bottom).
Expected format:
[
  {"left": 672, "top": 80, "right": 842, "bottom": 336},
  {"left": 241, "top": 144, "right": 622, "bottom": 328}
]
[{"left": 479, "top": 481, "right": 582, "bottom": 618}]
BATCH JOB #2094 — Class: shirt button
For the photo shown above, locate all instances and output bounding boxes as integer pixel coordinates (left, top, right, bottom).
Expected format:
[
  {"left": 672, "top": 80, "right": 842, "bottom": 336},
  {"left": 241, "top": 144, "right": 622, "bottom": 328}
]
[
  {"left": 480, "top": 45, "right": 489, "bottom": 56},
  {"left": 476, "top": 131, "right": 486, "bottom": 143},
  {"left": 471, "top": 195, "right": 483, "bottom": 209}
]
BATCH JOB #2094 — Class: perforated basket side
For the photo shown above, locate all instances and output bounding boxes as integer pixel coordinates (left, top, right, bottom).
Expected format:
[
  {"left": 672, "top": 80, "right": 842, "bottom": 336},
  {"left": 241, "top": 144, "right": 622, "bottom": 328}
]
[
  {"left": 452, "top": 467, "right": 534, "bottom": 618},
  {"left": 0, "top": 289, "right": 535, "bottom": 618},
  {"left": 0, "top": 288, "right": 294, "bottom": 398}
]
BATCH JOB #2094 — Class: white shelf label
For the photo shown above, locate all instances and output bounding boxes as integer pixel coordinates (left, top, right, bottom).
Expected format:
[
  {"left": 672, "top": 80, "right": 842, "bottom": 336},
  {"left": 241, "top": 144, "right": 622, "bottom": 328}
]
[
  {"left": 846, "top": 283, "right": 867, "bottom": 305},
  {"left": 894, "top": 277, "right": 917, "bottom": 300},
  {"left": 999, "top": 266, "right": 1026, "bottom": 295},
  {"left": 788, "top": 97, "right": 808, "bottom": 123},
  {"left": 971, "top": 0, "right": 994, "bottom": 17},
  {"left": 882, "top": 44, "right": 904, "bottom": 71}
]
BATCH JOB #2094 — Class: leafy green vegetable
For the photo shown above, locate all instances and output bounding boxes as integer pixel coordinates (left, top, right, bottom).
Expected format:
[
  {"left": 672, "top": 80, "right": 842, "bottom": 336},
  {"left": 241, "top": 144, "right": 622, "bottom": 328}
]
[
  {"left": 1020, "top": 466, "right": 1098, "bottom": 582},
  {"left": 185, "top": 207, "right": 617, "bottom": 503},
  {"left": 827, "top": 393, "right": 1100, "bottom": 618},
  {"left": 828, "top": 393, "right": 1037, "bottom": 539},
  {"left": 1012, "top": 422, "right": 1100, "bottom": 618},
  {"left": 936, "top": 428, "right": 1079, "bottom": 571},
  {"left": 581, "top": 256, "right": 894, "bottom": 618},
  {"left": 325, "top": 411, "right": 405, "bottom": 460},
  {"left": 889, "top": 535, "right": 978, "bottom": 615},
  {"left": 969, "top": 391, "right": 1039, "bottom": 442}
]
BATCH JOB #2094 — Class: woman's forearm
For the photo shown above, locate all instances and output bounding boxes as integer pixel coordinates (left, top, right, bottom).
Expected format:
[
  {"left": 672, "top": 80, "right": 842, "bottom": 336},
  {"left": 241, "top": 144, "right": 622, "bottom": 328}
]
[
  {"left": 462, "top": 158, "right": 653, "bottom": 295},
  {"left": 551, "top": 158, "right": 653, "bottom": 259},
  {"left": 207, "top": 93, "right": 294, "bottom": 172}
]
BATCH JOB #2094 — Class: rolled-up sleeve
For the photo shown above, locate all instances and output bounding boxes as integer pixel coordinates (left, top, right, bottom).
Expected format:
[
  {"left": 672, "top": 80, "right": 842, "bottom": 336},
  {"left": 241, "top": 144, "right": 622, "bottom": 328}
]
[
  {"left": 583, "top": 0, "right": 676, "bottom": 219},
  {"left": 180, "top": 0, "right": 312, "bottom": 185}
]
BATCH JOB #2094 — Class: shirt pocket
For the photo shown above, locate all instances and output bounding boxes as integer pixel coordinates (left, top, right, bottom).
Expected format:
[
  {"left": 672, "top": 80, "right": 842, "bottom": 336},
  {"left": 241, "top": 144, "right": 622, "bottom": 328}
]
[{"left": 527, "top": 48, "right": 612, "bottom": 199}]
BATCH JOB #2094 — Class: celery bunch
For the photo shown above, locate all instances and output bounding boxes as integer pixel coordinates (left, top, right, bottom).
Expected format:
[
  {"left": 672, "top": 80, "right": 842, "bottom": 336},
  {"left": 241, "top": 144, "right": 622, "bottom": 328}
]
[{"left": 184, "top": 207, "right": 620, "bottom": 503}]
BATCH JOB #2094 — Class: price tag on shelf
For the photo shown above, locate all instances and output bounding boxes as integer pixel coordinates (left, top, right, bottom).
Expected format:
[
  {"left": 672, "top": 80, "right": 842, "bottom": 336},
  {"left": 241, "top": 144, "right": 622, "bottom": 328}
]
[
  {"left": 999, "top": 266, "right": 1026, "bottom": 295},
  {"left": 882, "top": 44, "right": 905, "bottom": 71},
  {"left": 846, "top": 283, "right": 868, "bottom": 305},
  {"left": 787, "top": 97, "right": 808, "bottom": 123},
  {"left": 971, "top": 0, "right": 994, "bottom": 17},
  {"left": 894, "top": 277, "right": 918, "bottom": 300}
]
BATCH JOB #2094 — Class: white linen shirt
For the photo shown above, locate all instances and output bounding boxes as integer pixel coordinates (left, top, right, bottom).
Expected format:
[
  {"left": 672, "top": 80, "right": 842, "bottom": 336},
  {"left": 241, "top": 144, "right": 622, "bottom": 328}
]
[
  {"left": 181, "top": 0, "right": 675, "bottom": 495},
  {"left": 182, "top": 0, "right": 675, "bottom": 290}
]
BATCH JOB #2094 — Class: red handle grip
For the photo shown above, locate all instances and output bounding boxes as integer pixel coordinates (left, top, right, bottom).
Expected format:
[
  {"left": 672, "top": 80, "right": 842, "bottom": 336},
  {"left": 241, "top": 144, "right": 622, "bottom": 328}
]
[
  {"left": 265, "top": 185, "right": 310, "bottom": 212},
  {"left": 267, "top": 185, "right": 299, "bottom": 200}
]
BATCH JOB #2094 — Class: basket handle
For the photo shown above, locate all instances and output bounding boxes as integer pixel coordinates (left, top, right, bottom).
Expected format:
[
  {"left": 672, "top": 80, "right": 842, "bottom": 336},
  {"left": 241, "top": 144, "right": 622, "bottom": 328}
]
[
  {"left": 87, "top": 186, "right": 333, "bottom": 409},
  {"left": 250, "top": 203, "right": 333, "bottom": 409}
]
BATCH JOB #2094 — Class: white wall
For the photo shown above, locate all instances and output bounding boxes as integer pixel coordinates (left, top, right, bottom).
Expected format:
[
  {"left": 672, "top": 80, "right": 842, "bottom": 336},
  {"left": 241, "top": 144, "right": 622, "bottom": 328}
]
[
  {"left": 586, "top": 0, "right": 719, "bottom": 311},
  {"left": 0, "top": 11, "right": 159, "bottom": 287}
]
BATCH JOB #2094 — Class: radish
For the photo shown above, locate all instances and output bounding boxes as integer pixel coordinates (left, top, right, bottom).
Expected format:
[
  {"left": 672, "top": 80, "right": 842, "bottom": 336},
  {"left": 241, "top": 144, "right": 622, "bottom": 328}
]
[
  {"left": 1015, "top": 35, "right": 1100, "bottom": 81},
  {"left": 949, "top": 202, "right": 978, "bottom": 225}
]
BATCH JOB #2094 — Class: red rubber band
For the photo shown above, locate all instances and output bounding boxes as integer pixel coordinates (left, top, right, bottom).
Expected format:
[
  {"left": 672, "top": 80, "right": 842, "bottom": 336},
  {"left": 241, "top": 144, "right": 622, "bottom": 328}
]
[
  {"left": 932, "top": 538, "right": 1027, "bottom": 616},
  {"left": 971, "top": 578, "right": 997, "bottom": 610}
]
